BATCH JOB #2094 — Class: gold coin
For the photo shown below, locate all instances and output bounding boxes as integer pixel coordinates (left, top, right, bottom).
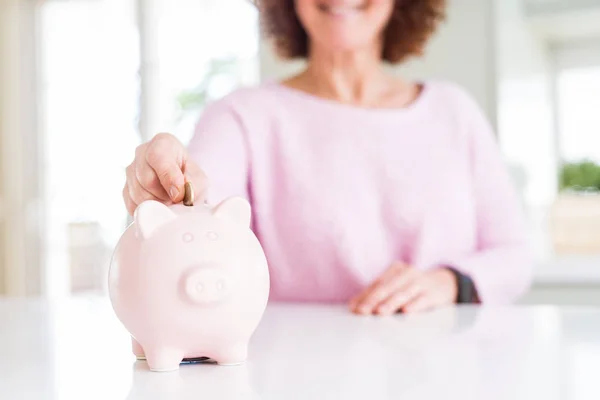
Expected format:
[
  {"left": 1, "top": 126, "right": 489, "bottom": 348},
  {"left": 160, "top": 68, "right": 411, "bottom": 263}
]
[{"left": 183, "top": 181, "right": 194, "bottom": 206}]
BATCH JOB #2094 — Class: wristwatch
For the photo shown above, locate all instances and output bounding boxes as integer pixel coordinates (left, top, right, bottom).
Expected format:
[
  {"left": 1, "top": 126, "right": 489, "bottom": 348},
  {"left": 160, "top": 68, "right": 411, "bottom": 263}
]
[{"left": 445, "top": 267, "right": 479, "bottom": 304}]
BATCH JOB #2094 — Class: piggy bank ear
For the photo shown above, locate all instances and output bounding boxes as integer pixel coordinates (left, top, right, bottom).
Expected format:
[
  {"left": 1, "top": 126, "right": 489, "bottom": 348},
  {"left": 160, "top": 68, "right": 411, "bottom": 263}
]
[
  {"left": 212, "top": 197, "right": 251, "bottom": 227},
  {"left": 134, "top": 200, "right": 177, "bottom": 239}
]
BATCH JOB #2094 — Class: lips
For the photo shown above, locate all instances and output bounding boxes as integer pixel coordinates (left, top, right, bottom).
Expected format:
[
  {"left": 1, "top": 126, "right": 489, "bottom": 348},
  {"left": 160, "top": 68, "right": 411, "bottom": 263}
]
[{"left": 317, "top": 1, "right": 367, "bottom": 16}]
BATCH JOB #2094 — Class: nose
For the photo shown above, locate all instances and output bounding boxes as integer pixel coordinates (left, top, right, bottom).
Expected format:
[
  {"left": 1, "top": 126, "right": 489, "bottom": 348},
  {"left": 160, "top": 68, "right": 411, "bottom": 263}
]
[{"left": 183, "top": 265, "right": 230, "bottom": 305}]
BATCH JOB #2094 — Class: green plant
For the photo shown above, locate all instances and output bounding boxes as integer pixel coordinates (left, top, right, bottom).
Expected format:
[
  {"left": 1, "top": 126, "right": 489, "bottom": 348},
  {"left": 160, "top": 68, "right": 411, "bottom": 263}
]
[
  {"left": 175, "top": 57, "right": 240, "bottom": 121},
  {"left": 559, "top": 159, "right": 600, "bottom": 192}
]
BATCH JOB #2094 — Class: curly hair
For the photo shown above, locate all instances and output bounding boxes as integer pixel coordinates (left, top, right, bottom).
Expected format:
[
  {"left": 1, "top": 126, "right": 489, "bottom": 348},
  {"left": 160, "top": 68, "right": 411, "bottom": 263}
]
[{"left": 254, "top": 0, "right": 447, "bottom": 64}]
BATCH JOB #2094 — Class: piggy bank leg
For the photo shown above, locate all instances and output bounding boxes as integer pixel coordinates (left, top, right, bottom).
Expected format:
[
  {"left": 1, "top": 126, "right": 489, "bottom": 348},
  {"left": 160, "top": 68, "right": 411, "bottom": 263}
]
[
  {"left": 215, "top": 343, "right": 248, "bottom": 366},
  {"left": 145, "top": 347, "right": 184, "bottom": 372},
  {"left": 132, "top": 337, "right": 146, "bottom": 360}
]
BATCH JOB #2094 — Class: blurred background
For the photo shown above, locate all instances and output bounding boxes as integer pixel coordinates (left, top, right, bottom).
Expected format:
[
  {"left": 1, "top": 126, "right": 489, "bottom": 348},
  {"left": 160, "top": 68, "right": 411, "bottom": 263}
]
[{"left": 0, "top": 0, "right": 599, "bottom": 305}]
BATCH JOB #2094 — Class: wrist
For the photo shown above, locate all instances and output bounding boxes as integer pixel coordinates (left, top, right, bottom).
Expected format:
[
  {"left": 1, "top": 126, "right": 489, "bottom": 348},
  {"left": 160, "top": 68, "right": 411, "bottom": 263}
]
[{"left": 432, "top": 267, "right": 459, "bottom": 302}]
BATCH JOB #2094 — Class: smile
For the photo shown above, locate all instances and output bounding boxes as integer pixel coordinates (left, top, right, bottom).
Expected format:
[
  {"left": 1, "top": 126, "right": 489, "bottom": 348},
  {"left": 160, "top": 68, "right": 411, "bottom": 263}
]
[{"left": 318, "top": 2, "right": 367, "bottom": 16}]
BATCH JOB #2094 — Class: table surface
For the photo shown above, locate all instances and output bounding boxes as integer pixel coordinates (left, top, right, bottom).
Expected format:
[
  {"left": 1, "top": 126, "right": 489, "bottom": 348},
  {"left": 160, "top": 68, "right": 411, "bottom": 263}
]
[{"left": 1, "top": 297, "right": 600, "bottom": 400}]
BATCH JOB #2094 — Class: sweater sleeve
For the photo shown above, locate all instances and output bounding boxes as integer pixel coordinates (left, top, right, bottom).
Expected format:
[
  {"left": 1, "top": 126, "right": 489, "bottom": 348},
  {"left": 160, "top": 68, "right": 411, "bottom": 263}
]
[
  {"left": 441, "top": 86, "right": 534, "bottom": 304},
  {"left": 186, "top": 98, "right": 250, "bottom": 206}
]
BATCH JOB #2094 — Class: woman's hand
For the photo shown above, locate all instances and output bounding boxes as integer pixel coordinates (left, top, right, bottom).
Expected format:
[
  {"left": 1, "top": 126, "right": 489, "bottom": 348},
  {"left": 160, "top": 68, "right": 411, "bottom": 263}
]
[
  {"left": 123, "top": 132, "right": 208, "bottom": 216},
  {"left": 349, "top": 262, "right": 458, "bottom": 315}
]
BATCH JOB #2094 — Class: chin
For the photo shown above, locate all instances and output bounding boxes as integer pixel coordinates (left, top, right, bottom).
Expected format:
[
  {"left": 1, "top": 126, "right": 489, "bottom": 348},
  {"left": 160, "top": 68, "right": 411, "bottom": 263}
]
[
  {"left": 316, "top": 36, "right": 376, "bottom": 54},
  {"left": 297, "top": 0, "right": 393, "bottom": 53}
]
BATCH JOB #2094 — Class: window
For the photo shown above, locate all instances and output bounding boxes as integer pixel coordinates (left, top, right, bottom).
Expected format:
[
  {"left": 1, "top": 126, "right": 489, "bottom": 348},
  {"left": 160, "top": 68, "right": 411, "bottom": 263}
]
[
  {"left": 548, "top": 47, "right": 600, "bottom": 265},
  {"left": 39, "top": 0, "right": 259, "bottom": 298},
  {"left": 556, "top": 66, "right": 600, "bottom": 164},
  {"left": 497, "top": 35, "right": 600, "bottom": 281}
]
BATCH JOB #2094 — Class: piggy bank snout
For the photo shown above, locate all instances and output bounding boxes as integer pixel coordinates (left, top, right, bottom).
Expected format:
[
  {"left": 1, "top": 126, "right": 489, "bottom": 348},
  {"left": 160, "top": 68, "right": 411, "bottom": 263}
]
[{"left": 183, "top": 266, "right": 232, "bottom": 305}]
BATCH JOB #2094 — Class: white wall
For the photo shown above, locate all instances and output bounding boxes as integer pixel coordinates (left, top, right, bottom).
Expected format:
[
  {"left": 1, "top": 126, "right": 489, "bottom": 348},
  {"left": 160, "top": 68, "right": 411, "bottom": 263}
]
[
  {"left": 260, "top": 0, "right": 498, "bottom": 123},
  {"left": 525, "top": 0, "right": 600, "bottom": 14},
  {"left": 396, "top": 0, "right": 497, "bottom": 126},
  {"left": 259, "top": 38, "right": 304, "bottom": 83}
]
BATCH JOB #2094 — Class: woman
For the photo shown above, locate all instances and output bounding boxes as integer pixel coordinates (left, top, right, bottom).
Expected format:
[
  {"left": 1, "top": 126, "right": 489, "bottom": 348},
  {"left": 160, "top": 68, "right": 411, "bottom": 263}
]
[{"left": 123, "top": 0, "right": 533, "bottom": 315}]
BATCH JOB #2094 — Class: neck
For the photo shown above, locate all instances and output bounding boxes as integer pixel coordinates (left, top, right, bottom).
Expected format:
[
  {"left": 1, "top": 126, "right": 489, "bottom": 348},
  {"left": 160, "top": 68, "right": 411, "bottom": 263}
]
[{"left": 303, "top": 44, "right": 389, "bottom": 105}]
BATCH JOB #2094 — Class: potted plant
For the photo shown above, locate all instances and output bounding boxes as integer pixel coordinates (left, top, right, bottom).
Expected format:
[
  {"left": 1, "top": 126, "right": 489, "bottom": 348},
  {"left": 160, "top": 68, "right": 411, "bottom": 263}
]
[{"left": 550, "top": 159, "right": 600, "bottom": 254}]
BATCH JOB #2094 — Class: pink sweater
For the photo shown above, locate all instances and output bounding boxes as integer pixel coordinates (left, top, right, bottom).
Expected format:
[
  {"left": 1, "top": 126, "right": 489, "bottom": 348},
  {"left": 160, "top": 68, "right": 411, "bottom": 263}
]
[{"left": 187, "top": 80, "right": 533, "bottom": 305}]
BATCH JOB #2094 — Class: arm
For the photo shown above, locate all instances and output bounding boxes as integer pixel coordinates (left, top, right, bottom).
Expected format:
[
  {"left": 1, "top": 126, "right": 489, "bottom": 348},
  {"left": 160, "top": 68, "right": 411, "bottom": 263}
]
[
  {"left": 186, "top": 99, "right": 250, "bottom": 206},
  {"left": 440, "top": 88, "right": 534, "bottom": 304}
]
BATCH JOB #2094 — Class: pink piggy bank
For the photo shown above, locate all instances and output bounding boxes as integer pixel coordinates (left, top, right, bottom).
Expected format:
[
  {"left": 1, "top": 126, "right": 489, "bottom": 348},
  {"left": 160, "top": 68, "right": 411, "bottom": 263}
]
[{"left": 108, "top": 197, "right": 270, "bottom": 372}]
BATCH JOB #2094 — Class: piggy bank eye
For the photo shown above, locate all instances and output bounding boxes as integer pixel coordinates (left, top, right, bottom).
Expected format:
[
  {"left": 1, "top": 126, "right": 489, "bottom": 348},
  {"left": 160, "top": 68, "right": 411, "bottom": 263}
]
[{"left": 182, "top": 233, "right": 194, "bottom": 243}]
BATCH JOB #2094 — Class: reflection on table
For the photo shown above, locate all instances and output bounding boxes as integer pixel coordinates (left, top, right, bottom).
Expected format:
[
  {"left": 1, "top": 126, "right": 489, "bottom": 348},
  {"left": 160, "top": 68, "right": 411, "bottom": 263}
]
[{"left": 1, "top": 298, "right": 599, "bottom": 400}]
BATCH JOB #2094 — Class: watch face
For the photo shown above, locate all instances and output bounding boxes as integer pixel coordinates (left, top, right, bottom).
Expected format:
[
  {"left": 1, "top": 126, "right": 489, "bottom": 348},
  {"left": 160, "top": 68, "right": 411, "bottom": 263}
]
[{"left": 459, "top": 275, "right": 475, "bottom": 303}]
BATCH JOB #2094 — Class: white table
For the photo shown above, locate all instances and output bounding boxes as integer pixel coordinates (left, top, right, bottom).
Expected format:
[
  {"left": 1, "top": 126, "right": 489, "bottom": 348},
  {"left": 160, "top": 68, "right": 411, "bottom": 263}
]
[{"left": 1, "top": 297, "right": 600, "bottom": 400}]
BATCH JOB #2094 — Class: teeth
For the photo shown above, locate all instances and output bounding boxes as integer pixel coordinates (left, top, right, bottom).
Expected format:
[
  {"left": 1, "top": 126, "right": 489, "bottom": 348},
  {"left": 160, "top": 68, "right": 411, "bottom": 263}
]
[
  {"left": 330, "top": 7, "right": 352, "bottom": 14},
  {"left": 327, "top": 6, "right": 359, "bottom": 15}
]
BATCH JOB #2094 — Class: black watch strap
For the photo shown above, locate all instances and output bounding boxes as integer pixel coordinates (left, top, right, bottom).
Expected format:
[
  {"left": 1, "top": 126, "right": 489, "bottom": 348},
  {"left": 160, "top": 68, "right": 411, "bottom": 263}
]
[{"left": 445, "top": 267, "right": 478, "bottom": 304}]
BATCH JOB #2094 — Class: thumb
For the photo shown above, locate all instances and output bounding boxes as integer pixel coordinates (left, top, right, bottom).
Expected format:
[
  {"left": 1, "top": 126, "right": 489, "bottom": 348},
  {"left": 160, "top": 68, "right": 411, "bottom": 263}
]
[
  {"left": 146, "top": 133, "right": 187, "bottom": 202},
  {"left": 147, "top": 153, "right": 186, "bottom": 202},
  {"left": 157, "top": 161, "right": 186, "bottom": 202}
]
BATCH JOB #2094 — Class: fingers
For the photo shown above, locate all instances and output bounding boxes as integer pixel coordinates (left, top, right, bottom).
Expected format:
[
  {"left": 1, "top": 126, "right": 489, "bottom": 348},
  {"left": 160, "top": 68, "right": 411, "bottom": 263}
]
[
  {"left": 402, "top": 293, "right": 436, "bottom": 314},
  {"left": 123, "top": 185, "right": 137, "bottom": 216},
  {"left": 374, "top": 281, "right": 423, "bottom": 316},
  {"left": 349, "top": 262, "right": 403, "bottom": 311},
  {"left": 125, "top": 163, "right": 162, "bottom": 206},
  {"left": 350, "top": 263, "right": 416, "bottom": 315},
  {"left": 123, "top": 132, "right": 210, "bottom": 215},
  {"left": 400, "top": 269, "right": 457, "bottom": 314},
  {"left": 349, "top": 265, "right": 459, "bottom": 316},
  {"left": 145, "top": 133, "right": 186, "bottom": 202}
]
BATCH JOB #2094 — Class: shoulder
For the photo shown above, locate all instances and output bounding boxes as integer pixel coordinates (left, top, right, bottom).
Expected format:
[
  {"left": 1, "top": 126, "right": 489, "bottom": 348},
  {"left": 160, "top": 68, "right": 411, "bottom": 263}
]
[
  {"left": 190, "top": 82, "right": 285, "bottom": 139},
  {"left": 424, "top": 80, "right": 485, "bottom": 115},
  {"left": 200, "top": 81, "right": 284, "bottom": 119},
  {"left": 425, "top": 80, "right": 495, "bottom": 135}
]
